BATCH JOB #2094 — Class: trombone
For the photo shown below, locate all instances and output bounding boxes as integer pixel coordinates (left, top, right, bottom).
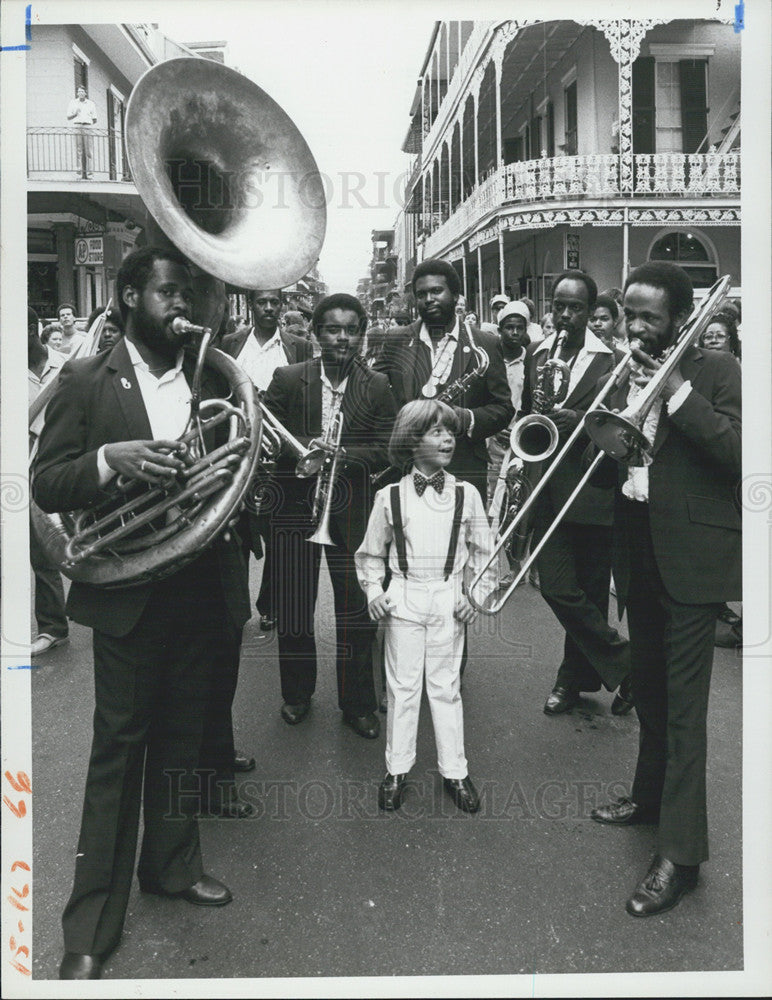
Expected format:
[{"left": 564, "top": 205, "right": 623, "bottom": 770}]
[{"left": 468, "top": 273, "right": 731, "bottom": 615}]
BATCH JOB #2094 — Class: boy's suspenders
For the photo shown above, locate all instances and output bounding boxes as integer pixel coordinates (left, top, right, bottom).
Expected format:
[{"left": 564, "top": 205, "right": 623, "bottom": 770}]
[{"left": 389, "top": 483, "right": 464, "bottom": 581}]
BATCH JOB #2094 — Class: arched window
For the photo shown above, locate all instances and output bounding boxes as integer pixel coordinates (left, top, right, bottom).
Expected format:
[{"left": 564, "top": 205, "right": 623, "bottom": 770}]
[{"left": 649, "top": 230, "right": 717, "bottom": 289}]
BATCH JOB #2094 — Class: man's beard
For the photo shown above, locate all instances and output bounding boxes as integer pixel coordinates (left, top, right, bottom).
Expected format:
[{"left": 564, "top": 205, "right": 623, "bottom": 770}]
[
  {"left": 419, "top": 303, "right": 454, "bottom": 330},
  {"left": 134, "top": 300, "right": 187, "bottom": 360}
]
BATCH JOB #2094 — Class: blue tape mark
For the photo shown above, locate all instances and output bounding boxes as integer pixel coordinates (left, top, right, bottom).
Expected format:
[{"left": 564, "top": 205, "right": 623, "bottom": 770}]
[
  {"left": 734, "top": 0, "right": 744, "bottom": 32},
  {"left": 0, "top": 4, "right": 32, "bottom": 51},
  {"left": 7, "top": 664, "right": 40, "bottom": 670}
]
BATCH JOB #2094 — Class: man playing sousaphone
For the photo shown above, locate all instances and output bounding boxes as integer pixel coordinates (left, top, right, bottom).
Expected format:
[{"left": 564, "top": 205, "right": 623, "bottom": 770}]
[
  {"left": 34, "top": 247, "right": 251, "bottom": 980},
  {"left": 262, "top": 293, "right": 397, "bottom": 737}
]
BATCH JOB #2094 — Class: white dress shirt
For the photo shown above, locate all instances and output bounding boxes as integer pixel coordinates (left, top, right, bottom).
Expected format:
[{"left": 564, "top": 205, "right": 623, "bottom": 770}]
[
  {"left": 236, "top": 329, "right": 289, "bottom": 392},
  {"left": 319, "top": 364, "right": 348, "bottom": 438},
  {"left": 531, "top": 327, "right": 612, "bottom": 399},
  {"left": 28, "top": 347, "right": 66, "bottom": 405},
  {"left": 97, "top": 339, "right": 191, "bottom": 484},
  {"left": 418, "top": 318, "right": 476, "bottom": 436},
  {"left": 355, "top": 471, "right": 498, "bottom": 609},
  {"left": 503, "top": 348, "right": 526, "bottom": 417},
  {"left": 621, "top": 378, "right": 692, "bottom": 502},
  {"left": 66, "top": 97, "right": 97, "bottom": 125}
]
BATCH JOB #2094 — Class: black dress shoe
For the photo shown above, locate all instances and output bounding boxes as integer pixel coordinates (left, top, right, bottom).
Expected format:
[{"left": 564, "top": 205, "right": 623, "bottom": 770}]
[
  {"left": 233, "top": 752, "right": 256, "bottom": 772},
  {"left": 591, "top": 797, "right": 659, "bottom": 825},
  {"left": 201, "top": 795, "right": 255, "bottom": 819},
  {"left": 59, "top": 952, "right": 102, "bottom": 979},
  {"left": 142, "top": 873, "right": 233, "bottom": 906},
  {"left": 259, "top": 614, "right": 277, "bottom": 631},
  {"left": 626, "top": 855, "right": 698, "bottom": 917},
  {"left": 543, "top": 685, "right": 580, "bottom": 715},
  {"left": 442, "top": 776, "right": 480, "bottom": 813},
  {"left": 378, "top": 773, "right": 407, "bottom": 811},
  {"left": 343, "top": 711, "right": 380, "bottom": 739},
  {"left": 611, "top": 676, "right": 634, "bottom": 716},
  {"left": 281, "top": 700, "right": 310, "bottom": 725},
  {"left": 717, "top": 604, "right": 741, "bottom": 625}
]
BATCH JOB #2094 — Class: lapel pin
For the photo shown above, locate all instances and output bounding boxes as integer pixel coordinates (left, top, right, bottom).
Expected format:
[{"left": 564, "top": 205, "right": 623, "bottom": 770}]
[{"left": 121, "top": 377, "right": 132, "bottom": 389}]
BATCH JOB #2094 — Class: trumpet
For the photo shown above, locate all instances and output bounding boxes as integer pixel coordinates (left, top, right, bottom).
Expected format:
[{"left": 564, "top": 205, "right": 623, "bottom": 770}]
[
  {"left": 306, "top": 410, "right": 344, "bottom": 546},
  {"left": 469, "top": 274, "right": 732, "bottom": 615}
]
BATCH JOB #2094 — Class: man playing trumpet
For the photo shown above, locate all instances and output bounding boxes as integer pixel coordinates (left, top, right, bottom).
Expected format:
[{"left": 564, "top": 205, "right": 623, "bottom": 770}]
[{"left": 262, "top": 294, "right": 397, "bottom": 738}]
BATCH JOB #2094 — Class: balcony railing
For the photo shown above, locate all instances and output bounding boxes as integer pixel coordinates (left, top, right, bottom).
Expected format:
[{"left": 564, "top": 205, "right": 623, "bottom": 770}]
[
  {"left": 27, "top": 127, "right": 132, "bottom": 182},
  {"left": 422, "top": 151, "right": 740, "bottom": 256}
]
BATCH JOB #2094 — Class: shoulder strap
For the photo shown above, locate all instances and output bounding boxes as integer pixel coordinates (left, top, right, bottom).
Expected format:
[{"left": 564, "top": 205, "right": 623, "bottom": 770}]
[
  {"left": 390, "top": 484, "right": 409, "bottom": 577},
  {"left": 443, "top": 484, "right": 465, "bottom": 581}
]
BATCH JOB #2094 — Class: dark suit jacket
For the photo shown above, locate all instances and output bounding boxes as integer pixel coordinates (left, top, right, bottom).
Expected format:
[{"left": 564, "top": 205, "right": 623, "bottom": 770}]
[
  {"left": 220, "top": 327, "right": 313, "bottom": 369},
  {"left": 376, "top": 320, "right": 513, "bottom": 481},
  {"left": 262, "top": 357, "right": 397, "bottom": 551},
  {"left": 520, "top": 329, "right": 617, "bottom": 526},
  {"left": 32, "top": 338, "right": 251, "bottom": 637},
  {"left": 593, "top": 346, "right": 741, "bottom": 607}
]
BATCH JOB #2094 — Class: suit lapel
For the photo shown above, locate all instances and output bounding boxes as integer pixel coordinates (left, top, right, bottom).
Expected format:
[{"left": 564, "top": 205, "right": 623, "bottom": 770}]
[
  {"left": 301, "top": 358, "right": 322, "bottom": 436},
  {"left": 107, "top": 339, "right": 152, "bottom": 440},
  {"left": 566, "top": 352, "right": 608, "bottom": 408}
]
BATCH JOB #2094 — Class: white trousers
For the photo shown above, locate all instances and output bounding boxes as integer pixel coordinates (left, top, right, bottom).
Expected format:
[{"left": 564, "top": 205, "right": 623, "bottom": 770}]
[{"left": 383, "top": 578, "right": 467, "bottom": 780}]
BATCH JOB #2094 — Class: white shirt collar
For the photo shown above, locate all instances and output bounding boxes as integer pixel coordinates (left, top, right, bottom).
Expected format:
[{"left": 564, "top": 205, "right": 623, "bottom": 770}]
[
  {"left": 419, "top": 316, "right": 460, "bottom": 347},
  {"left": 250, "top": 327, "right": 283, "bottom": 350},
  {"left": 533, "top": 327, "right": 612, "bottom": 357},
  {"left": 125, "top": 337, "right": 184, "bottom": 380}
]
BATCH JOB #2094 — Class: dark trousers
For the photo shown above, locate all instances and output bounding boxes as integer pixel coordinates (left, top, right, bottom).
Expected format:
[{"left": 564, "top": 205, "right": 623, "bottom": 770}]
[
  {"left": 30, "top": 517, "right": 68, "bottom": 638},
  {"left": 62, "top": 565, "right": 226, "bottom": 957},
  {"left": 239, "top": 508, "right": 273, "bottom": 616},
  {"left": 198, "top": 621, "right": 243, "bottom": 807},
  {"left": 533, "top": 516, "right": 629, "bottom": 692},
  {"left": 623, "top": 499, "right": 720, "bottom": 866},
  {"left": 272, "top": 524, "right": 377, "bottom": 715}
]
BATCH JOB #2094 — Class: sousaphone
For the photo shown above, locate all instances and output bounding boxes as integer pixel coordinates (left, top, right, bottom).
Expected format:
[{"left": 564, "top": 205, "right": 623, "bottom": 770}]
[{"left": 30, "top": 57, "right": 327, "bottom": 587}]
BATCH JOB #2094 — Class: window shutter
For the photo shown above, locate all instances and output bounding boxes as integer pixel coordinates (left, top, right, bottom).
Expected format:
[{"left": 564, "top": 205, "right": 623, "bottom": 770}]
[
  {"left": 546, "top": 101, "right": 555, "bottom": 157},
  {"left": 632, "top": 57, "right": 655, "bottom": 153},
  {"left": 679, "top": 59, "right": 708, "bottom": 154}
]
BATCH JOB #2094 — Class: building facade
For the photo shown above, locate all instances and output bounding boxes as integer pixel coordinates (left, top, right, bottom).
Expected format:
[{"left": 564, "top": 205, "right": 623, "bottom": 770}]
[{"left": 394, "top": 18, "right": 740, "bottom": 322}]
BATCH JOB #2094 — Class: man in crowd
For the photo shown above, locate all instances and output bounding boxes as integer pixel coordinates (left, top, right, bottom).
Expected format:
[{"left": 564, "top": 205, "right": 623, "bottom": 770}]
[
  {"left": 262, "top": 293, "right": 396, "bottom": 738},
  {"left": 28, "top": 307, "right": 69, "bottom": 657},
  {"left": 489, "top": 293, "right": 509, "bottom": 330},
  {"left": 376, "top": 258, "right": 513, "bottom": 503},
  {"left": 221, "top": 288, "right": 313, "bottom": 631},
  {"left": 34, "top": 247, "right": 250, "bottom": 980},
  {"left": 591, "top": 262, "right": 741, "bottom": 918},
  {"left": 57, "top": 303, "right": 85, "bottom": 355},
  {"left": 66, "top": 85, "right": 98, "bottom": 179},
  {"left": 519, "top": 270, "right": 631, "bottom": 716},
  {"left": 521, "top": 296, "right": 544, "bottom": 344}
]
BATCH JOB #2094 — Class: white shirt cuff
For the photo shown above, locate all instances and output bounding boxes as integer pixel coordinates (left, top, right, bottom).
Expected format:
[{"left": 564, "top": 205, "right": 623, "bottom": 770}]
[
  {"left": 96, "top": 445, "right": 118, "bottom": 487},
  {"left": 667, "top": 380, "right": 692, "bottom": 414},
  {"left": 466, "top": 411, "right": 475, "bottom": 438}
]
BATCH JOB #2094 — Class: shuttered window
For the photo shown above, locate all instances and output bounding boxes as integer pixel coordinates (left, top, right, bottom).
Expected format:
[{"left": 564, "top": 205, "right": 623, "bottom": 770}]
[
  {"left": 632, "top": 56, "right": 656, "bottom": 153},
  {"left": 679, "top": 59, "right": 708, "bottom": 154}
]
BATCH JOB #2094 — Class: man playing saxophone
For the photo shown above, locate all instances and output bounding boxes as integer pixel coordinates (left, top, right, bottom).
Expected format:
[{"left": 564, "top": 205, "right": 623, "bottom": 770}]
[{"left": 262, "top": 293, "right": 397, "bottom": 738}]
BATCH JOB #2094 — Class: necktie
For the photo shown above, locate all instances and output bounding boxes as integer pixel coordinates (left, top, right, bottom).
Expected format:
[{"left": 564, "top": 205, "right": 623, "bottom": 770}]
[{"left": 414, "top": 470, "right": 445, "bottom": 496}]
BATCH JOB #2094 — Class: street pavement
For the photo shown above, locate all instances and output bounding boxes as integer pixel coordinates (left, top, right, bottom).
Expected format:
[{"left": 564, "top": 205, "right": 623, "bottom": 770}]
[{"left": 30, "top": 557, "right": 743, "bottom": 983}]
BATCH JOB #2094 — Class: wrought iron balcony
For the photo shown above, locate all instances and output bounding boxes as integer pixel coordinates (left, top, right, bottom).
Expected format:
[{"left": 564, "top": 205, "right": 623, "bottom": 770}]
[
  {"left": 27, "top": 127, "right": 133, "bottom": 182},
  {"left": 422, "top": 151, "right": 740, "bottom": 257}
]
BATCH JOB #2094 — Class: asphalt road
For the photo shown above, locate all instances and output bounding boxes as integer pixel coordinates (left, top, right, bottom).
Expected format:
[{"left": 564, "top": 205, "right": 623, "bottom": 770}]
[{"left": 30, "top": 557, "right": 743, "bottom": 983}]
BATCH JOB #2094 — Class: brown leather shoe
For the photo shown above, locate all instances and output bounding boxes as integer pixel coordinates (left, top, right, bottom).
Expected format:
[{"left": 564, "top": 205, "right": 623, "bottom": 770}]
[
  {"left": 442, "top": 776, "right": 480, "bottom": 813},
  {"left": 591, "top": 797, "right": 659, "bottom": 825},
  {"left": 281, "top": 700, "right": 311, "bottom": 725},
  {"left": 59, "top": 952, "right": 102, "bottom": 979},
  {"left": 378, "top": 773, "right": 407, "bottom": 811},
  {"left": 543, "top": 685, "right": 580, "bottom": 715},
  {"left": 626, "top": 855, "right": 698, "bottom": 917}
]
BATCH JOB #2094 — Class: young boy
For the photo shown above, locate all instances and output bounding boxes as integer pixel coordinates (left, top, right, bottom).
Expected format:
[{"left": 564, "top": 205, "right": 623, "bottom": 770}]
[{"left": 355, "top": 400, "right": 498, "bottom": 814}]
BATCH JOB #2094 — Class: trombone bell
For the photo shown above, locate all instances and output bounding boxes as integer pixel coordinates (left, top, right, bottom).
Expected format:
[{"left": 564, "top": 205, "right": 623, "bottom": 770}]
[{"left": 583, "top": 410, "right": 652, "bottom": 466}]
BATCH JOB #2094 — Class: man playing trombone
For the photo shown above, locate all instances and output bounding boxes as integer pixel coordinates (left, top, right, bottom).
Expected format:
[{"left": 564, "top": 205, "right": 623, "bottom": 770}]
[
  {"left": 262, "top": 293, "right": 397, "bottom": 738},
  {"left": 519, "top": 270, "right": 631, "bottom": 715},
  {"left": 590, "top": 263, "right": 741, "bottom": 918}
]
